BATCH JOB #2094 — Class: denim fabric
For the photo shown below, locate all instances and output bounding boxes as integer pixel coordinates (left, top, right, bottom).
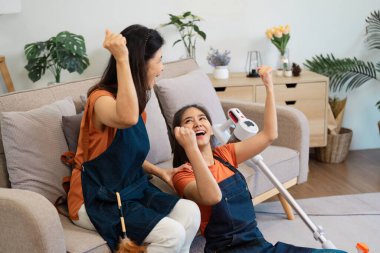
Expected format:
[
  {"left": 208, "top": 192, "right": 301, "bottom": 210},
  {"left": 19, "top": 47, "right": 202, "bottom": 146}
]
[
  {"left": 204, "top": 156, "right": 347, "bottom": 253},
  {"left": 81, "top": 116, "right": 179, "bottom": 250}
]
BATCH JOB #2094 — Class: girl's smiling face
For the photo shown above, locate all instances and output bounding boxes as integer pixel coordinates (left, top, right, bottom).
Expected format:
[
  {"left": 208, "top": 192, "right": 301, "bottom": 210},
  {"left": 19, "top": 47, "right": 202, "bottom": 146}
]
[{"left": 181, "top": 107, "right": 213, "bottom": 147}]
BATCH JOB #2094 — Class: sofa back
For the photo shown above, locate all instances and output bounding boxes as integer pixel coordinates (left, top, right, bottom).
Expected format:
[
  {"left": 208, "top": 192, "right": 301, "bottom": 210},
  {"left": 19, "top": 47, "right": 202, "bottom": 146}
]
[{"left": 0, "top": 58, "right": 199, "bottom": 189}]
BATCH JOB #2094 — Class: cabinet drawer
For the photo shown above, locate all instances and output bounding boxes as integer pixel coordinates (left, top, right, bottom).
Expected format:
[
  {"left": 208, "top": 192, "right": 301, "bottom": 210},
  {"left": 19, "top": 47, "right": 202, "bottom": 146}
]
[
  {"left": 255, "top": 82, "right": 326, "bottom": 102},
  {"left": 215, "top": 86, "right": 253, "bottom": 102}
]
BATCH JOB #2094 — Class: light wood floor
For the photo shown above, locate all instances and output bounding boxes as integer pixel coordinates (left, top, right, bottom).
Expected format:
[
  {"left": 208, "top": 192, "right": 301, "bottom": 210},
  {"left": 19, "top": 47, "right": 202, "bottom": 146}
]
[{"left": 268, "top": 148, "right": 380, "bottom": 201}]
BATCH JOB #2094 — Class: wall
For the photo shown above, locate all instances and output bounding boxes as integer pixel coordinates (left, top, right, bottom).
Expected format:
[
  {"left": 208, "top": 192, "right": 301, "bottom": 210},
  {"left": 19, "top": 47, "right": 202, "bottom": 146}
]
[{"left": 1, "top": 0, "right": 379, "bottom": 150}]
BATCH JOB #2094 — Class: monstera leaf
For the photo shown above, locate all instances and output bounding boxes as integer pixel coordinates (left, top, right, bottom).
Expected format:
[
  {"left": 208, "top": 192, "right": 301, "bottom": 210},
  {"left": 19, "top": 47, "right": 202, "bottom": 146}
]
[{"left": 24, "top": 31, "right": 90, "bottom": 83}]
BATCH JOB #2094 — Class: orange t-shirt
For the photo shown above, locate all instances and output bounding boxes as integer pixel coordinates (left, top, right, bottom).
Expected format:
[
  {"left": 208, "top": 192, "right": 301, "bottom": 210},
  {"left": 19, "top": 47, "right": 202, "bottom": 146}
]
[
  {"left": 67, "top": 89, "right": 147, "bottom": 220},
  {"left": 172, "top": 143, "right": 237, "bottom": 234}
]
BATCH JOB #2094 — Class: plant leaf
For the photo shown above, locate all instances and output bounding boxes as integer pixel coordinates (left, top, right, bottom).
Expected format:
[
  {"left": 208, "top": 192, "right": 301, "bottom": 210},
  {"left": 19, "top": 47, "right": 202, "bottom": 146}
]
[
  {"left": 24, "top": 56, "right": 47, "bottom": 82},
  {"left": 172, "top": 39, "right": 182, "bottom": 47},
  {"left": 24, "top": 42, "right": 47, "bottom": 61},
  {"left": 304, "top": 54, "right": 377, "bottom": 92},
  {"left": 366, "top": 10, "right": 380, "bottom": 50}
]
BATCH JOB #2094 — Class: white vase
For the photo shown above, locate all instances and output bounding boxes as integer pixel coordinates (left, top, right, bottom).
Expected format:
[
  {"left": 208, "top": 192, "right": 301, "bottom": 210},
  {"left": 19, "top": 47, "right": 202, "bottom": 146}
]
[{"left": 213, "top": 66, "right": 229, "bottom": 79}]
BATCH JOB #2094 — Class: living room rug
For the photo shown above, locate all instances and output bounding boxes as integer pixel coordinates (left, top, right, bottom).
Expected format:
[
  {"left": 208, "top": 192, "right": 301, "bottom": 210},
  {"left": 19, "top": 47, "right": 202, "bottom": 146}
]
[{"left": 254, "top": 192, "right": 380, "bottom": 252}]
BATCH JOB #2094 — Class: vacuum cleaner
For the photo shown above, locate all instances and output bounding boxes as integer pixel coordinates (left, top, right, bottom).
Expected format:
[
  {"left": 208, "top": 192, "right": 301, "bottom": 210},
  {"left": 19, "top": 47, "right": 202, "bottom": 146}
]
[{"left": 213, "top": 108, "right": 338, "bottom": 249}]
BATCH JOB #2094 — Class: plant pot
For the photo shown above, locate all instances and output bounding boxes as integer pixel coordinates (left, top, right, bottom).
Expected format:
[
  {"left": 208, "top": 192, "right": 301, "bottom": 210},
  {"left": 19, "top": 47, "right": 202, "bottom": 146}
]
[
  {"left": 276, "top": 69, "right": 284, "bottom": 77},
  {"left": 314, "top": 127, "right": 353, "bottom": 163},
  {"left": 213, "top": 66, "right": 229, "bottom": 79},
  {"left": 284, "top": 70, "right": 292, "bottom": 77}
]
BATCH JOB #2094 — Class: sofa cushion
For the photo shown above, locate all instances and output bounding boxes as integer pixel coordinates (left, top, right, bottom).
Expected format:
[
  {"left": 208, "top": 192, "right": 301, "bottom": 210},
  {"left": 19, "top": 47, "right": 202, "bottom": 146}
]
[
  {"left": 244, "top": 145, "right": 299, "bottom": 197},
  {"left": 145, "top": 89, "right": 172, "bottom": 164},
  {"left": 62, "top": 112, "right": 83, "bottom": 153},
  {"left": 1, "top": 98, "right": 76, "bottom": 203},
  {"left": 155, "top": 68, "right": 226, "bottom": 129},
  {"left": 60, "top": 215, "right": 109, "bottom": 253}
]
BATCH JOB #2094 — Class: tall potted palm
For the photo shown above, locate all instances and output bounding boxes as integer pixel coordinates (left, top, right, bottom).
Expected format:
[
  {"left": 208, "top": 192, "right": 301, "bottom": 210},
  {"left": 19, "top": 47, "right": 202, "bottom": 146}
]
[{"left": 304, "top": 10, "right": 380, "bottom": 162}]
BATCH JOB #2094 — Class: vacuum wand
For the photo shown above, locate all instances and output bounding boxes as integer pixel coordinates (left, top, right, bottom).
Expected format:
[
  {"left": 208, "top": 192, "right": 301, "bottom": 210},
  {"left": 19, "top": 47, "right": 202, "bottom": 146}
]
[{"left": 213, "top": 108, "right": 337, "bottom": 249}]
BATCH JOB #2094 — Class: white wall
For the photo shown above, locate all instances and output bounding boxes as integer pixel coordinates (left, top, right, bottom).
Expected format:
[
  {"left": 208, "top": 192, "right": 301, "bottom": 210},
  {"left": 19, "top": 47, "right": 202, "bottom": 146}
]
[{"left": 1, "top": 0, "right": 379, "bottom": 150}]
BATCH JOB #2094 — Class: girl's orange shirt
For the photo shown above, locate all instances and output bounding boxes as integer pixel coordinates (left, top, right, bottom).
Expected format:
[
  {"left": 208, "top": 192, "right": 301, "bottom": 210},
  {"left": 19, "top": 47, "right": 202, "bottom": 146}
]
[
  {"left": 172, "top": 143, "right": 237, "bottom": 234},
  {"left": 67, "top": 89, "right": 146, "bottom": 220}
]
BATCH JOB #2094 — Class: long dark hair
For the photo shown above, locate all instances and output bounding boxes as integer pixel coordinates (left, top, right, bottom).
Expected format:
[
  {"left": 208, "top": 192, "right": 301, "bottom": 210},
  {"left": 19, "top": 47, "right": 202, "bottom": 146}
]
[
  {"left": 88, "top": 24, "right": 164, "bottom": 114},
  {"left": 172, "top": 104, "right": 217, "bottom": 167}
]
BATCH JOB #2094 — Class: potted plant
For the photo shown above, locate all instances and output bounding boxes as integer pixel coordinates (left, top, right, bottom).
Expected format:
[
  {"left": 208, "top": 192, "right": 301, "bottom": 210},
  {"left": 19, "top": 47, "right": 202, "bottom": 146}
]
[
  {"left": 207, "top": 47, "right": 231, "bottom": 79},
  {"left": 304, "top": 10, "right": 380, "bottom": 162},
  {"left": 265, "top": 24, "right": 291, "bottom": 76},
  {"left": 161, "top": 11, "right": 206, "bottom": 59},
  {"left": 24, "top": 31, "right": 90, "bottom": 83}
]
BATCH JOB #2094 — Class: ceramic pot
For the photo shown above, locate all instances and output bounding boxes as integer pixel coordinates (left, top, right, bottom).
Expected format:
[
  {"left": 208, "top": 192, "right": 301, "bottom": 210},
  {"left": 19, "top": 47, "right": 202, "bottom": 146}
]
[{"left": 213, "top": 66, "right": 229, "bottom": 79}]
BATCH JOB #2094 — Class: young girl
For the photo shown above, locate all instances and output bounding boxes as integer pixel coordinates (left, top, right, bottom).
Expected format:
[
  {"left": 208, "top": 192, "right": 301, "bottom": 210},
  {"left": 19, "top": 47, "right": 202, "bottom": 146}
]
[
  {"left": 67, "top": 25, "right": 200, "bottom": 253},
  {"left": 172, "top": 67, "right": 346, "bottom": 253}
]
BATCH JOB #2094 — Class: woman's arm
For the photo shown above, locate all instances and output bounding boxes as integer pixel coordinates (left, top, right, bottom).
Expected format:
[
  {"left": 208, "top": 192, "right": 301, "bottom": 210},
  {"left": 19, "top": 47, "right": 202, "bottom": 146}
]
[
  {"left": 174, "top": 127, "right": 222, "bottom": 205},
  {"left": 142, "top": 160, "right": 192, "bottom": 190},
  {"left": 234, "top": 67, "right": 278, "bottom": 164},
  {"left": 94, "top": 29, "right": 139, "bottom": 130}
]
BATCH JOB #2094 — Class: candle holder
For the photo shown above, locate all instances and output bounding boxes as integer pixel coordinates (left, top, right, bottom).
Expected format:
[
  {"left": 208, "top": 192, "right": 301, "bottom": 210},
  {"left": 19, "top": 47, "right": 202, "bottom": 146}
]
[{"left": 245, "top": 51, "right": 262, "bottom": 78}]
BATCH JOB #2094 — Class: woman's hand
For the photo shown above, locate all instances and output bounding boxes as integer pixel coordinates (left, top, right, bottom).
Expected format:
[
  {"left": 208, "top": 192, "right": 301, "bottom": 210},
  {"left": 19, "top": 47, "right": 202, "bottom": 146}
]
[
  {"left": 160, "top": 164, "right": 193, "bottom": 190},
  {"left": 258, "top": 65, "right": 273, "bottom": 90},
  {"left": 174, "top": 126, "right": 197, "bottom": 150},
  {"left": 103, "top": 29, "right": 128, "bottom": 63}
]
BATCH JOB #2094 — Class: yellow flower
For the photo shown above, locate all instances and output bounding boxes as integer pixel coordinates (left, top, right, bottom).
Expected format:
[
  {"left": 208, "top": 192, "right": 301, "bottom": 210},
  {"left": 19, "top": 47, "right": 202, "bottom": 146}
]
[
  {"left": 265, "top": 24, "right": 291, "bottom": 56},
  {"left": 266, "top": 30, "right": 273, "bottom": 39}
]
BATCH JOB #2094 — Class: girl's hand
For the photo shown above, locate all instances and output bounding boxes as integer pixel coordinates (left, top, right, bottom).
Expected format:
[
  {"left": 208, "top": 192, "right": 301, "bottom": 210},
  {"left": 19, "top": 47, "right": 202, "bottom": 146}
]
[
  {"left": 174, "top": 126, "right": 197, "bottom": 150},
  {"left": 103, "top": 29, "right": 128, "bottom": 63},
  {"left": 258, "top": 65, "right": 273, "bottom": 89},
  {"left": 160, "top": 164, "right": 193, "bottom": 190}
]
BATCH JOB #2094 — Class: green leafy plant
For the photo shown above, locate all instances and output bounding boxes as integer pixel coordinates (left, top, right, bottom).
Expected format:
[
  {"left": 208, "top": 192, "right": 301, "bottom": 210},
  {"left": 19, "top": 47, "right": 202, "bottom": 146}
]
[
  {"left": 161, "top": 11, "right": 206, "bottom": 59},
  {"left": 24, "top": 31, "right": 90, "bottom": 83},
  {"left": 304, "top": 10, "right": 380, "bottom": 119}
]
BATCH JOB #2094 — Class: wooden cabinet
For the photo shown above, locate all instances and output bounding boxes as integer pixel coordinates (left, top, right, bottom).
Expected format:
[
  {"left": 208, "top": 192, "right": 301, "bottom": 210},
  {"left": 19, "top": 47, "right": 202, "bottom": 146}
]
[{"left": 208, "top": 71, "right": 329, "bottom": 147}]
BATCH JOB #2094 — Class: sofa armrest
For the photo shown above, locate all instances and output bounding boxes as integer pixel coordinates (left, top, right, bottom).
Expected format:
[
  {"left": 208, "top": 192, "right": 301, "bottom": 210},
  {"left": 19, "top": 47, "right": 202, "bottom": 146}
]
[
  {"left": 220, "top": 99, "right": 310, "bottom": 183},
  {"left": 0, "top": 188, "right": 66, "bottom": 253}
]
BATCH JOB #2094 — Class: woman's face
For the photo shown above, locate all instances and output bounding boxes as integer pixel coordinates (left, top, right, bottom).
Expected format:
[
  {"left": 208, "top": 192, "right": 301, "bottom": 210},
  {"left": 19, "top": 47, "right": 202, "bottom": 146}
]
[
  {"left": 146, "top": 48, "right": 164, "bottom": 89},
  {"left": 180, "top": 107, "right": 213, "bottom": 148}
]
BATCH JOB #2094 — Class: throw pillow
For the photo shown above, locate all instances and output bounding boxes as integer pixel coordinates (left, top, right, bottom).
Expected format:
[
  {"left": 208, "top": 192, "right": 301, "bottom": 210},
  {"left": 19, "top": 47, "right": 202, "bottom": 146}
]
[
  {"left": 1, "top": 98, "right": 76, "bottom": 203},
  {"left": 145, "top": 90, "right": 172, "bottom": 164},
  {"left": 62, "top": 112, "right": 83, "bottom": 153},
  {"left": 155, "top": 68, "right": 226, "bottom": 129}
]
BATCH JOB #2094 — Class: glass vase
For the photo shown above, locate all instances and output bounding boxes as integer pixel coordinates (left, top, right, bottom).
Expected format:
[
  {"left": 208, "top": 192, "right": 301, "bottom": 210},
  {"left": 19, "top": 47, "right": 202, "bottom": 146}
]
[{"left": 277, "top": 48, "right": 290, "bottom": 76}]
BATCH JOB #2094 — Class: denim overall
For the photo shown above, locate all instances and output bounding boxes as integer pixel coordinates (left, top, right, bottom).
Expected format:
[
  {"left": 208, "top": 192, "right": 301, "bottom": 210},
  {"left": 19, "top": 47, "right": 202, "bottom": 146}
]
[
  {"left": 81, "top": 115, "right": 179, "bottom": 250},
  {"left": 204, "top": 156, "right": 346, "bottom": 253}
]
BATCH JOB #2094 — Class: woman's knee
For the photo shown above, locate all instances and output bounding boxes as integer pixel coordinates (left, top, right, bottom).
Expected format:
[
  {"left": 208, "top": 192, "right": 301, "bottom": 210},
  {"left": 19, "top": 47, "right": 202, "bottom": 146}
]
[
  {"left": 145, "top": 217, "right": 186, "bottom": 250},
  {"left": 170, "top": 199, "right": 200, "bottom": 229}
]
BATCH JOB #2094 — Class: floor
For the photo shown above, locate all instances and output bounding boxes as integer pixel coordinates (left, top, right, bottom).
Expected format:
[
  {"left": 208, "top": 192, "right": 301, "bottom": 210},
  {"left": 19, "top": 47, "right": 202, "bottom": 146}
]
[{"left": 267, "top": 148, "right": 380, "bottom": 201}]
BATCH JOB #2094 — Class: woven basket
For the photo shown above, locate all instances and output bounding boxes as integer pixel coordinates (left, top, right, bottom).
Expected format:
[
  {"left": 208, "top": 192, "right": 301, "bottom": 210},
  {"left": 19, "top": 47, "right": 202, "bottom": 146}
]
[{"left": 315, "top": 127, "right": 353, "bottom": 163}]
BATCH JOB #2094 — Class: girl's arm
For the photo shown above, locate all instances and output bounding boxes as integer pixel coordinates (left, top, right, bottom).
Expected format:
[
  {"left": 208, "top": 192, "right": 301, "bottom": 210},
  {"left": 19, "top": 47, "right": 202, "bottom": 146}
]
[
  {"left": 174, "top": 127, "right": 222, "bottom": 205},
  {"left": 234, "top": 66, "right": 278, "bottom": 164},
  {"left": 94, "top": 29, "right": 140, "bottom": 129}
]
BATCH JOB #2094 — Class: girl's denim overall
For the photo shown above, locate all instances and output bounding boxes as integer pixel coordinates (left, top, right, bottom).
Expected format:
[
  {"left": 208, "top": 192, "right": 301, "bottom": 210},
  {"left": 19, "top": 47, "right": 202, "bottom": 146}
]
[
  {"left": 204, "top": 156, "right": 346, "bottom": 253},
  {"left": 81, "top": 116, "right": 179, "bottom": 250}
]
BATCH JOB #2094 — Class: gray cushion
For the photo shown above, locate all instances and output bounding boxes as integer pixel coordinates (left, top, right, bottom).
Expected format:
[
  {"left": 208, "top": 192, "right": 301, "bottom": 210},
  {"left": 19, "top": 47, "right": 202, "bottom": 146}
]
[
  {"left": 155, "top": 68, "right": 226, "bottom": 129},
  {"left": 145, "top": 90, "right": 172, "bottom": 164},
  {"left": 62, "top": 112, "right": 83, "bottom": 153},
  {"left": 1, "top": 98, "right": 76, "bottom": 203}
]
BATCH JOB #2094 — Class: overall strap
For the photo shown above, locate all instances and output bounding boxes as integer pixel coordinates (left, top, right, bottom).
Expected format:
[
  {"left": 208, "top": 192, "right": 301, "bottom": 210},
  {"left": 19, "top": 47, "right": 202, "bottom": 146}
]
[
  {"left": 213, "top": 155, "right": 240, "bottom": 174},
  {"left": 213, "top": 155, "right": 252, "bottom": 199}
]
